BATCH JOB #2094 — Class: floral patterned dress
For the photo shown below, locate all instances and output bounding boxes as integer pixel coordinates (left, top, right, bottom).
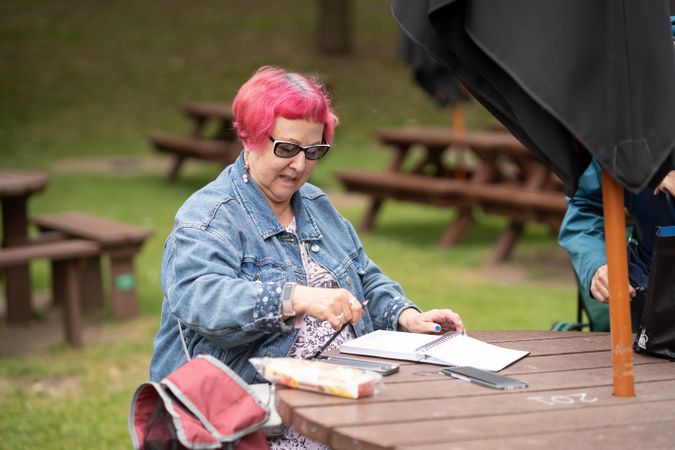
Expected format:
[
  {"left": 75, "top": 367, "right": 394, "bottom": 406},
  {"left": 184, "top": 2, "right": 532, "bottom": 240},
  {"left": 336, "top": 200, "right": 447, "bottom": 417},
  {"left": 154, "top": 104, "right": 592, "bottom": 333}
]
[{"left": 269, "top": 217, "right": 356, "bottom": 450}]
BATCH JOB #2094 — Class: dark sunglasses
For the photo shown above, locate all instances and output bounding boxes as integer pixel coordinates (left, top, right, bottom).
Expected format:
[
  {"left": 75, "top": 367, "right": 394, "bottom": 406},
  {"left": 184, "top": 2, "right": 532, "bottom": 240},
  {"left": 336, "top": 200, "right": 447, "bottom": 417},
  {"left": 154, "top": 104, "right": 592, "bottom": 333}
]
[{"left": 268, "top": 136, "right": 331, "bottom": 160}]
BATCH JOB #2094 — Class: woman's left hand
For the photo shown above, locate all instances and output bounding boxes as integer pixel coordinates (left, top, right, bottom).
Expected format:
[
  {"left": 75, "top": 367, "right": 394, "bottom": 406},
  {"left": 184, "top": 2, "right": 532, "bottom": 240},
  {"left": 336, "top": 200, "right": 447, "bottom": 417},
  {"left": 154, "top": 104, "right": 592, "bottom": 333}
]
[{"left": 397, "top": 308, "right": 464, "bottom": 334}]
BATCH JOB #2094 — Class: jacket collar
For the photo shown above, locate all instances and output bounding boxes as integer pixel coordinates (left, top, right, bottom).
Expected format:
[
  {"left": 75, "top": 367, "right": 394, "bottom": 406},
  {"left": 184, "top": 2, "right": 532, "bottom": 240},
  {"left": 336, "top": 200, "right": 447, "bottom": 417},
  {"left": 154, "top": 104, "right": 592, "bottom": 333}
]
[{"left": 230, "top": 151, "right": 322, "bottom": 241}]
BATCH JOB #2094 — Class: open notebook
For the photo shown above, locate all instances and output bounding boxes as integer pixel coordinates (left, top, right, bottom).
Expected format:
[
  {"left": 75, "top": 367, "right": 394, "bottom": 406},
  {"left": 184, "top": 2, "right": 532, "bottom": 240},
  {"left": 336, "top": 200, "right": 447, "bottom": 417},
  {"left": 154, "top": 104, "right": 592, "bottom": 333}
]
[{"left": 339, "top": 330, "right": 529, "bottom": 372}]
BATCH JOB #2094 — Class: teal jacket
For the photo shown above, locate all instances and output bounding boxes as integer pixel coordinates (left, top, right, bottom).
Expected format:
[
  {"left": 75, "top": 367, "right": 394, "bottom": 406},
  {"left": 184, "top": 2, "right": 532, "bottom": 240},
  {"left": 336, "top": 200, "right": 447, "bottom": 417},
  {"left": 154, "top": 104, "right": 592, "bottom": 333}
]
[{"left": 559, "top": 159, "right": 675, "bottom": 295}]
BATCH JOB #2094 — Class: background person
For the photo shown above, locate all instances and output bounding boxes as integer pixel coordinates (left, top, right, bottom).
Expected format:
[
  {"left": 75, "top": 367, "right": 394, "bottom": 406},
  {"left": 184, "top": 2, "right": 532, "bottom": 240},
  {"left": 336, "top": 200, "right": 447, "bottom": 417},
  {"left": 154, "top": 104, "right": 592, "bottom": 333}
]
[
  {"left": 149, "top": 66, "right": 464, "bottom": 449},
  {"left": 559, "top": 159, "right": 675, "bottom": 331}
]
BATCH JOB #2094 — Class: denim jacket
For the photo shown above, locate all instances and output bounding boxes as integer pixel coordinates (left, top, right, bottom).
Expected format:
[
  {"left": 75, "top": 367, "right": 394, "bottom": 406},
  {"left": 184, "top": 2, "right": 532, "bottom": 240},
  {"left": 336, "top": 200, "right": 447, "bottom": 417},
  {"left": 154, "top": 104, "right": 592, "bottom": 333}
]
[{"left": 149, "top": 152, "right": 418, "bottom": 383}]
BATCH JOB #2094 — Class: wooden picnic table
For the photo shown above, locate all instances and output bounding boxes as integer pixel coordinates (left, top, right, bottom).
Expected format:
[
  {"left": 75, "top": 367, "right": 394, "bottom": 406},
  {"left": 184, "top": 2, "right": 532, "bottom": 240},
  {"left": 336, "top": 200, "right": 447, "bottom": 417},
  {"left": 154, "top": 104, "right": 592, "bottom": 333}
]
[
  {"left": 335, "top": 127, "right": 567, "bottom": 262},
  {"left": 33, "top": 211, "right": 152, "bottom": 320},
  {"left": 0, "top": 169, "right": 49, "bottom": 323},
  {"left": 276, "top": 330, "right": 675, "bottom": 449},
  {"left": 149, "top": 101, "right": 241, "bottom": 181}
]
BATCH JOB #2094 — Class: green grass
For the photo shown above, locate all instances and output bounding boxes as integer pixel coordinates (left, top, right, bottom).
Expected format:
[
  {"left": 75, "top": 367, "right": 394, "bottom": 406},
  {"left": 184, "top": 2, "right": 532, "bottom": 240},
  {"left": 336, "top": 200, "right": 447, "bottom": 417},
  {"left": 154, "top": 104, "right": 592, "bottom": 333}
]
[
  {"left": 1, "top": 1, "right": 576, "bottom": 447},
  {"left": 0, "top": 317, "right": 156, "bottom": 449}
]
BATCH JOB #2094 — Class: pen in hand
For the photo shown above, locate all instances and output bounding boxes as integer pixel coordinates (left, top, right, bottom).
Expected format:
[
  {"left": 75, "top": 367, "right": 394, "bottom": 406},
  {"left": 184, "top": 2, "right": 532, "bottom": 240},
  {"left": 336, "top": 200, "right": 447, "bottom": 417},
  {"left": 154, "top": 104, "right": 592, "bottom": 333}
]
[{"left": 308, "top": 299, "right": 369, "bottom": 360}]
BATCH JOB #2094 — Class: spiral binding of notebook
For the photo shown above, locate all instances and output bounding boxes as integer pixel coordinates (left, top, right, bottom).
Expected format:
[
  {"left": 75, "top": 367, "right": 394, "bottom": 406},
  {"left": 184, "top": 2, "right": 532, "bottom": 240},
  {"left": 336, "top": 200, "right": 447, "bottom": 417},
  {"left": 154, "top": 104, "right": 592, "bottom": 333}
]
[{"left": 415, "top": 332, "right": 460, "bottom": 352}]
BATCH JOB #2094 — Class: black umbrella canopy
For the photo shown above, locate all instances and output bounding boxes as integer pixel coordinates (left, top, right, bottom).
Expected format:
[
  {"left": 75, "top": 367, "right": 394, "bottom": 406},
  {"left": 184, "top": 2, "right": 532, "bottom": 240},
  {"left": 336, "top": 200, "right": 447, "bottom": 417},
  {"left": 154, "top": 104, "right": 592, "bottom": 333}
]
[
  {"left": 392, "top": 0, "right": 675, "bottom": 196},
  {"left": 399, "top": 33, "right": 469, "bottom": 108}
]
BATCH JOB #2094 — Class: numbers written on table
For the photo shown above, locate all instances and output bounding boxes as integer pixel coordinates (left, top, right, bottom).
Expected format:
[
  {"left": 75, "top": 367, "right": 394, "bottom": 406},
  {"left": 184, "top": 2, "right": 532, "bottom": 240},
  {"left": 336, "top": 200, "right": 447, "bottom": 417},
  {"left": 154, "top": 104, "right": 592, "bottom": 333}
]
[{"left": 527, "top": 393, "right": 598, "bottom": 406}]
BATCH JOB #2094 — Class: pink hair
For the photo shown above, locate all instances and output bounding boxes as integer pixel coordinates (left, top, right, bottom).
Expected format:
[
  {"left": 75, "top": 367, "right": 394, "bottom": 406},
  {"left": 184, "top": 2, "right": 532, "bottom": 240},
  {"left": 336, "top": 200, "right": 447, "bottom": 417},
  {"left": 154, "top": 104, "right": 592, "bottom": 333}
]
[{"left": 232, "top": 66, "right": 339, "bottom": 151}]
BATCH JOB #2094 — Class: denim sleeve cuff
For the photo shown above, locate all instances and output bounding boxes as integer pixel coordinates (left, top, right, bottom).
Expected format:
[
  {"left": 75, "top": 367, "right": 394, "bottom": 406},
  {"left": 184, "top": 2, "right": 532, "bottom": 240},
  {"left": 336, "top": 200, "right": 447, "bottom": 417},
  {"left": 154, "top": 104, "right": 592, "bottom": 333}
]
[
  {"left": 381, "top": 295, "right": 419, "bottom": 330},
  {"left": 245, "top": 281, "right": 295, "bottom": 333}
]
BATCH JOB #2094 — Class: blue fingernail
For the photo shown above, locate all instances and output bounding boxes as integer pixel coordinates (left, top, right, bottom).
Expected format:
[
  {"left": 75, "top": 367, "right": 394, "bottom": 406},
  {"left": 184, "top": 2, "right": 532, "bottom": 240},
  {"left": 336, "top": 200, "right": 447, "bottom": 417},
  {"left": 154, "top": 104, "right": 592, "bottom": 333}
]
[{"left": 435, "top": 325, "right": 441, "bottom": 332}]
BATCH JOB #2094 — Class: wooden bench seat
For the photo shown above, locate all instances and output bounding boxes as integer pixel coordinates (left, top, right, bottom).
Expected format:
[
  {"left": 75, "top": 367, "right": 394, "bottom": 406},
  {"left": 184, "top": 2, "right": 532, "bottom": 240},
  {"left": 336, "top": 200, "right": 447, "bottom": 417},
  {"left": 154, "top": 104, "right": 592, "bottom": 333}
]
[
  {"left": 0, "top": 239, "right": 101, "bottom": 347},
  {"left": 149, "top": 133, "right": 237, "bottom": 162},
  {"left": 0, "top": 240, "right": 99, "bottom": 266},
  {"left": 336, "top": 169, "right": 480, "bottom": 247},
  {"left": 465, "top": 183, "right": 567, "bottom": 215},
  {"left": 337, "top": 169, "right": 565, "bottom": 216},
  {"left": 149, "top": 132, "right": 240, "bottom": 181},
  {"left": 150, "top": 101, "right": 240, "bottom": 182},
  {"left": 33, "top": 212, "right": 152, "bottom": 320},
  {"left": 335, "top": 169, "right": 474, "bottom": 207},
  {"left": 336, "top": 168, "right": 568, "bottom": 262}
]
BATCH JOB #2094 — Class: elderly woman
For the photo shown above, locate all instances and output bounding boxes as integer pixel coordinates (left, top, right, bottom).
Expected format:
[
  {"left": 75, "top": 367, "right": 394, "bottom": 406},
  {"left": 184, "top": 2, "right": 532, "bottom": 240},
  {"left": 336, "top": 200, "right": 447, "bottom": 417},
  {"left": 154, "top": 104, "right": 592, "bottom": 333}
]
[{"left": 149, "top": 66, "right": 463, "bottom": 448}]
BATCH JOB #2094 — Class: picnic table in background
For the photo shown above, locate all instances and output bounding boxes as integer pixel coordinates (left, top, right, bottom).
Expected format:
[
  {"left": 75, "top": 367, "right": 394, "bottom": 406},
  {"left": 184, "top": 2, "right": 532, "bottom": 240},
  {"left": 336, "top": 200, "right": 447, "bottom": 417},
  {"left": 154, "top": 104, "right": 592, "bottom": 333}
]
[
  {"left": 0, "top": 169, "right": 150, "bottom": 346},
  {"left": 0, "top": 169, "right": 50, "bottom": 323},
  {"left": 335, "top": 127, "right": 567, "bottom": 262},
  {"left": 275, "top": 330, "right": 675, "bottom": 449},
  {"left": 32, "top": 211, "right": 152, "bottom": 320},
  {"left": 0, "top": 170, "right": 104, "bottom": 346},
  {"left": 149, "top": 102, "right": 241, "bottom": 182}
]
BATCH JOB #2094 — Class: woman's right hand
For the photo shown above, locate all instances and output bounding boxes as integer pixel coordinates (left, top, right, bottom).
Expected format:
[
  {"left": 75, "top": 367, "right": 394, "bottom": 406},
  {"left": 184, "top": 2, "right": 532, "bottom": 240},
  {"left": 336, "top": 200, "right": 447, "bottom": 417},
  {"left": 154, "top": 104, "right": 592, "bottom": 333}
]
[{"left": 291, "top": 286, "right": 365, "bottom": 331}]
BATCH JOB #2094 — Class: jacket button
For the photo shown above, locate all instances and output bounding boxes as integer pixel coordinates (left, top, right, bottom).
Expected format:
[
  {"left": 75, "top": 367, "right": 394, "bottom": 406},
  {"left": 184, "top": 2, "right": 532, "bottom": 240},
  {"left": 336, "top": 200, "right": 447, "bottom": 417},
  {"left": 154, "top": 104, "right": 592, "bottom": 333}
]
[
  {"left": 310, "top": 244, "right": 320, "bottom": 252},
  {"left": 346, "top": 276, "right": 352, "bottom": 285}
]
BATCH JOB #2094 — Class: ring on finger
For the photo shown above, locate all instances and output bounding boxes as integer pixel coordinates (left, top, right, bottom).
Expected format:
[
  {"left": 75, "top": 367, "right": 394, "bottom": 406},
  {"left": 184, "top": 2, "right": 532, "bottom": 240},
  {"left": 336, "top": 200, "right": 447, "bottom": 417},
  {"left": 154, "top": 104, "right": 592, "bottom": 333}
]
[{"left": 336, "top": 312, "right": 346, "bottom": 323}]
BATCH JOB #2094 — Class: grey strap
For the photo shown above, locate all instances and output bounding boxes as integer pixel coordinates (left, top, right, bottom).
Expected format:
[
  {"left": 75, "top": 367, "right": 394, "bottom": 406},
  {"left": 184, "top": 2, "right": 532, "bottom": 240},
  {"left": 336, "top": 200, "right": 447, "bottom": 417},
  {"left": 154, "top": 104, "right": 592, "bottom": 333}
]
[{"left": 177, "top": 318, "right": 191, "bottom": 361}]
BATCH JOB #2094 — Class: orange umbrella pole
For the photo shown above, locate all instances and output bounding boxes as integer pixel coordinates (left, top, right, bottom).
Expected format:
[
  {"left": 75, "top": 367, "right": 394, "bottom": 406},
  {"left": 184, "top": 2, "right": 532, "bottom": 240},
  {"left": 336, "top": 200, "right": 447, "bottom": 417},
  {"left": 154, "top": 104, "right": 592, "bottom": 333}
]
[
  {"left": 451, "top": 104, "right": 465, "bottom": 135},
  {"left": 600, "top": 170, "right": 635, "bottom": 397}
]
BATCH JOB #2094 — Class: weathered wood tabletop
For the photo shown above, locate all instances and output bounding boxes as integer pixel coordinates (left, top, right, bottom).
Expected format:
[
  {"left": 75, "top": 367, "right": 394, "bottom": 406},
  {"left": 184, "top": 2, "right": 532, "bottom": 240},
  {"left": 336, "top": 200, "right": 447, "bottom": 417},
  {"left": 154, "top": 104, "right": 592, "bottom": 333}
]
[{"left": 275, "top": 331, "right": 675, "bottom": 449}]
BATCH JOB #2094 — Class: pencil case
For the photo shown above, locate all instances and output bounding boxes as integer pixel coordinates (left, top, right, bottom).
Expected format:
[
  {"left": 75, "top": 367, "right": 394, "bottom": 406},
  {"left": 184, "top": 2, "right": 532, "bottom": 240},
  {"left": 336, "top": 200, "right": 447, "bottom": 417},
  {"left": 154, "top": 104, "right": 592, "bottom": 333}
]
[{"left": 249, "top": 357, "right": 383, "bottom": 399}]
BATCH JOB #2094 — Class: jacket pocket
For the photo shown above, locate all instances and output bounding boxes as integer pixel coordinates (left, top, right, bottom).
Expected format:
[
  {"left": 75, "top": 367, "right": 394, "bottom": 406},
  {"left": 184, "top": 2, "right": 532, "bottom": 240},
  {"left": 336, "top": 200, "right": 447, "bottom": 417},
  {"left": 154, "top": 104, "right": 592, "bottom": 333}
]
[{"left": 241, "top": 259, "right": 288, "bottom": 283}]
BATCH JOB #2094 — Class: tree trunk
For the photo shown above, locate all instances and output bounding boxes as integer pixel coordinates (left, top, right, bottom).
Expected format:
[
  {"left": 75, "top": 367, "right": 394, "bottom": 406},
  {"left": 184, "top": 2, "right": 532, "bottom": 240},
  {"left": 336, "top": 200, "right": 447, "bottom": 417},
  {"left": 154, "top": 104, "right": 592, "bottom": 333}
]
[{"left": 316, "top": 0, "right": 352, "bottom": 55}]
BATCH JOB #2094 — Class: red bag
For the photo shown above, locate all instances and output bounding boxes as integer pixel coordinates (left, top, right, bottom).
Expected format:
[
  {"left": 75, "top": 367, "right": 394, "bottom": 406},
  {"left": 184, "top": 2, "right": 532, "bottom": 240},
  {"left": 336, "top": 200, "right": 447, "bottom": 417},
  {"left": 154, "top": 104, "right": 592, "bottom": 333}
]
[{"left": 129, "top": 355, "right": 270, "bottom": 450}]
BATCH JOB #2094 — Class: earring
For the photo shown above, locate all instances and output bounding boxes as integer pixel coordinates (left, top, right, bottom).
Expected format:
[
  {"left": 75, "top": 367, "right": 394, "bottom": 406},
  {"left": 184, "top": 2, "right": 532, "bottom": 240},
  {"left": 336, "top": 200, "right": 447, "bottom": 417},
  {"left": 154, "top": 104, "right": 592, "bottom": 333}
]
[{"left": 243, "top": 161, "right": 249, "bottom": 184}]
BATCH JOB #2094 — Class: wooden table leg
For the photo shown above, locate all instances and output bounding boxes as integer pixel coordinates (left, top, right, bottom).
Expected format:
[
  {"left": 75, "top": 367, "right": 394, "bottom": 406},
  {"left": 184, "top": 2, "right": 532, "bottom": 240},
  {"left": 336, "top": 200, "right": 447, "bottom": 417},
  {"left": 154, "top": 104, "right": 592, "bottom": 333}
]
[
  {"left": 490, "top": 222, "right": 525, "bottom": 263},
  {"left": 167, "top": 155, "right": 186, "bottom": 182},
  {"left": 52, "top": 260, "right": 66, "bottom": 306},
  {"left": 359, "top": 199, "right": 383, "bottom": 233},
  {"left": 80, "top": 256, "right": 104, "bottom": 312},
  {"left": 487, "top": 161, "right": 550, "bottom": 262},
  {"left": 52, "top": 256, "right": 104, "bottom": 313},
  {"left": 108, "top": 246, "right": 140, "bottom": 320},
  {"left": 4, "top": 266, "right": 32, "bottom": 323},
  {"left": 439, "top": 208, "right": 474, "bottom": 247},
  {"left": 2, "top": 196, "right": 33, "bottom": 324},
  {"left": 356, "top": 144, "right": 410, "bottom": 234},
  {"left": 63, "top": 260, "right": 83, "bottom": 347}
]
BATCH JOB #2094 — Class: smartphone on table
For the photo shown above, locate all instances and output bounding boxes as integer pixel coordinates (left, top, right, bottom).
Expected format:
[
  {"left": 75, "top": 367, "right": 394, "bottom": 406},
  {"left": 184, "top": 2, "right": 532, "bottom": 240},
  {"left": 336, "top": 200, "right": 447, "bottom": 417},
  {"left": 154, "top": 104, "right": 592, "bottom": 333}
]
[{"left": 441, "top": 366, "right": 528, "bottom": 390}]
